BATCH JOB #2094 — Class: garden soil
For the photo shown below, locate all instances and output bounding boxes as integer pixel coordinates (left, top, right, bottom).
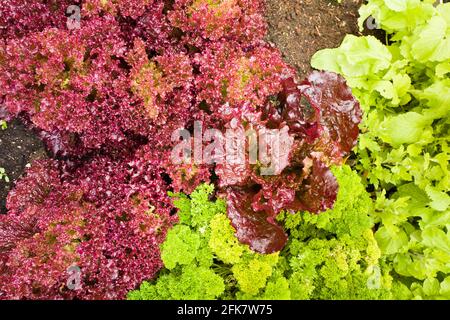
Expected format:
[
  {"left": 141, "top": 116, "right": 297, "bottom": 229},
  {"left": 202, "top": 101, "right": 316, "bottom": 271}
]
[
  {"left": 0, "top": 120, "right": 46, "bottom": 213},
  {"left": 265, "top": 0, "right": 363, "bottom": 78}
]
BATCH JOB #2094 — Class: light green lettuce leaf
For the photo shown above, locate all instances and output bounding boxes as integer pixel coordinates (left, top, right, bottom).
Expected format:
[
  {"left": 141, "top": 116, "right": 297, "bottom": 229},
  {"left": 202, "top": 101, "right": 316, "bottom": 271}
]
[
  {"left": 425, "top": 186, "right": 450, "bottom": 212},
  {"left": 422, "top": 227, "right": 450, "bottom": 253},
  {"left": 311, "top": 35, "right": 392, "bottom": 79},
  {"left": 378, "top": 112, "right": 431, "bottom": 147},
  {"left": 411, "top": 16, "right": 450, "bottom": 62}
]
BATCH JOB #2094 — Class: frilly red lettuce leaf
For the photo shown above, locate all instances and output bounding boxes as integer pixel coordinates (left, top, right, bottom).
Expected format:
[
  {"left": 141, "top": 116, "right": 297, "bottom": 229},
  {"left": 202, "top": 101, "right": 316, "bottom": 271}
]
[
  {"left": 286, "top": 158, "right": 338, "bottom": 214},
  {"left": 300, "top": 71, "right": 362, "bottom": 159},
  {"left": 225, "top": 187, "right": 288, "bottom": 254},
  {"left": 224, "top": 71, "right": 360, "bottom": 253}
]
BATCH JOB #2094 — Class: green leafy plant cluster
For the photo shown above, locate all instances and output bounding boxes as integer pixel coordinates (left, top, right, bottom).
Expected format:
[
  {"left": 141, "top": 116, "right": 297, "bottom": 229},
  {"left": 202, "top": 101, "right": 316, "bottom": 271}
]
[
  {"left": 128, "top": 166, "right": 392, "bottom": 300},
  {"left": 312, "top": 0, "right": 450, "bottom": 299},
  {"left": 0, "top": 168, "right": 9, "bottom": 183},
  {"left": 277, "top": 165, "right": 393, "bottom": 300},
  {"left": 0, "top": 121, "right": 9, "bottom": 183},
  {"left": 127, "top": 184, "right": 281, "bottom": 300}
]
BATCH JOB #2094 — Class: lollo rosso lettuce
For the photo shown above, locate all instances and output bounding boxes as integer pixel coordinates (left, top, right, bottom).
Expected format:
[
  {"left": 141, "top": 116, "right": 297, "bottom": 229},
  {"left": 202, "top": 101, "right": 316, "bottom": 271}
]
[{"left": 0, "top": 151, "right": 176, "bottom": 299}]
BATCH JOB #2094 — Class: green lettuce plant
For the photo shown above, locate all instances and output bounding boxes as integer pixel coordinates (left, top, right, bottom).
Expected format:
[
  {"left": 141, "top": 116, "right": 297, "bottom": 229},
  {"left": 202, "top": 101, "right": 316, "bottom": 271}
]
[
  {"left": 311, "top": 0, "right": 450, "bottom": 299},
  {"left": 129, "top": 165, "right": 391, "bottom": 300},
  {"left": 0, "top": 168, "right": 9, "bottom": 183}
]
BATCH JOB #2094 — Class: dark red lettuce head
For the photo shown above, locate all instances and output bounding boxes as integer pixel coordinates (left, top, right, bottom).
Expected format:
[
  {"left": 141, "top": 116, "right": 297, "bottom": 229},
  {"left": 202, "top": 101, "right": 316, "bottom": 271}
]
[
  {"left": 226, "top": 187, "right": 288, "bottom": 254},
  {"left": 224, "top": 71, "right": 361, "bottom": 254},
  {"left": 300, "top": 71, "right": 362, "bottom": 159}
]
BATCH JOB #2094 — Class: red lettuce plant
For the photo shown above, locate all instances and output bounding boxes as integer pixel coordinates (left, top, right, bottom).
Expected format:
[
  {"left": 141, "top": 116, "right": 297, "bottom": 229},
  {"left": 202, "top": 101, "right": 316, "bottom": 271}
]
[
  {"left": 168, "top": 0, "right": 266, "bottom": 44},
  {"left": 0, "top": 0, "right": 361, "bottom": 298},
  {"left": 83, "top": 0, "right": 153, "bottom": 19},
  {"left": 0, "top": 152, "right": 176, "bottom": 299},
  {"left": 0, "top": 0, "right": 71, "bottom": 40},
  {"left": 213, "top": 71, "right": 361, "bottom": 253},
  {"left": 194, "top": 41, "right": 286, "bottom": 112}
]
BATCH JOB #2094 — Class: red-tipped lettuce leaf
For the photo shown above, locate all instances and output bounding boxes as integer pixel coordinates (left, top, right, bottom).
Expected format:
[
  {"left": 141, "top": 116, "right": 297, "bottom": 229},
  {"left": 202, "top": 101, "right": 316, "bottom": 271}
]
[
  {"left": 300, "top": 71, "right": 362, "bottom": 158},
  {"left": 287, "top": 158, "right": 338, "bottom": 214},
  {"left": 226, "top": 187, "right": 288, "bottom": 254}
]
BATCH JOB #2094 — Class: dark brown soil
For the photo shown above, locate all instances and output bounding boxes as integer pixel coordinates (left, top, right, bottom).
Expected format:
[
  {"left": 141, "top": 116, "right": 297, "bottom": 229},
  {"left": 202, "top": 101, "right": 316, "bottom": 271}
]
[
  {"left": 0, "top": 120, "right": 47, "bottom": 213},
  {"left": 265, "top": 0, "right": 364, "bottom": 78}
]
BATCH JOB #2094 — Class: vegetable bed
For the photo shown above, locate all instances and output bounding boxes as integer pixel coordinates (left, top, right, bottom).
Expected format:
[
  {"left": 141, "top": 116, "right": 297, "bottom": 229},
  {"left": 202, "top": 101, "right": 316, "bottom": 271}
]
[{"left": 0, "top": 0, "right": 449, "bottom": 300}]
